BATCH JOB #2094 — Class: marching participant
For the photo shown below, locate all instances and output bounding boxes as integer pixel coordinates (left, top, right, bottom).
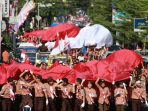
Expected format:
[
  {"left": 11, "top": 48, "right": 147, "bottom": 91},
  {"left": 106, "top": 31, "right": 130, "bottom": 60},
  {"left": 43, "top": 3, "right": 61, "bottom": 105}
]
[
  {"left": 19, "top": 70, "right": 33, "bottom": 111},
  {"left": 74, "top": 78, "right": 86, "bottom": 111},
  {"left": 44, "top": 77, "right": 57, "bottom": 111},
  {"left": 130, "top": 79, "right": 146, "bottom": 111},
  {"left": 0, "top": 77, "right": 15, "bottom": 111},
  {"left": 30, "top": 72, "right": 48, "bottom": 111},
  {"left": 84, "top": 81, "right": 97, "bottom": 111},
  {"left": 114, "top": 82, "right": 128, "bottom": 111},
  {"left": 59, "top": 78, "right": 73, "bottom": 111},
  {"left": 95, "top": 78, "right": 111, "bottom": 111},
  {"left": 14, "top": 78, "right": 24, "bottom": 111}
]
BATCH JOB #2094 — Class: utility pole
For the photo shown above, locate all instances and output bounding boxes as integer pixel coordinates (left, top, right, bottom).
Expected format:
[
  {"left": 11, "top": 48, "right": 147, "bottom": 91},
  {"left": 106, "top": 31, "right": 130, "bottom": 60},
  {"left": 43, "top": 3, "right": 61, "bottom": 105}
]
[
  {"left": 37, "top": 3, "right": 40, "bottom": 29},
  {"left": 0, "top": 3, "right": 2, "bottom": 62}
]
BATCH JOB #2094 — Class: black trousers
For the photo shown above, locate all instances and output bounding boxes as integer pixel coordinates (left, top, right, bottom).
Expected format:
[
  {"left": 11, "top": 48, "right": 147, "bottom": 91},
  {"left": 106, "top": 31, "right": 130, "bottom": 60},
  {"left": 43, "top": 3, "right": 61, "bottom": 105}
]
[
  {"left": 116, "top": 105, "right": 125, "bottom": 111},
  {"left": 34, "top": 97, "right": 44, "bottom": 111},
  {"left": 46, "top": 98, "right": 56, "bottom": 111},
  {"left": 61, "top": 98, "right": 72, "bottom": 111},
  {"left": 74, "top": 99, "right": 85, "bottom": 111},
  {"left": 14, "top": 94, "right": 22, "bottom": 111},
  {"left": 132, "top": 99, "right": 141, "bottom": 111},
  {"left": 86, "top": 104, "right": 96, "bottom": 111},
  {"left": 2, "top": 98, "right": 12, "bottom": 111}
]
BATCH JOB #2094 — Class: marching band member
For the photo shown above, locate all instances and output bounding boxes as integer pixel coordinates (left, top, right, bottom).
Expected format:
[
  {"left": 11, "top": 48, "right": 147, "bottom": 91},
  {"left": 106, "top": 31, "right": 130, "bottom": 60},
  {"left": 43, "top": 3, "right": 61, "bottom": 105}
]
[
  {"left": 0, "top": 77, "right": 15, "bottom": 111},
  {"left": 44, "top": 77, "right": 57, "bottom": 111},
  {"left": 74, "top": 78, "right": 86, "bottom": 111},
  {"left": 114, "top": 82, "right": 128, "bottom": 111},
  {"left": 84, "top": 81, "right": 97, "bottom": 111},
  {"left": 95, "top": 78, "right": 111, "bottom": 111}
]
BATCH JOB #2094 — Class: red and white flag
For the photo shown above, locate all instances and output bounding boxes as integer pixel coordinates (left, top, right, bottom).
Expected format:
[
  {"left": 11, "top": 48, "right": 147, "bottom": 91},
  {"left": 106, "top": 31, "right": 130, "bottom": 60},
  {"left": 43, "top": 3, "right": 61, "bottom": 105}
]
[
  {"left": 50, "top": 33, "right": 70, "bottom": 55},
  {"left": 21, "top": 50, "right": 30, "bottom": 64}
]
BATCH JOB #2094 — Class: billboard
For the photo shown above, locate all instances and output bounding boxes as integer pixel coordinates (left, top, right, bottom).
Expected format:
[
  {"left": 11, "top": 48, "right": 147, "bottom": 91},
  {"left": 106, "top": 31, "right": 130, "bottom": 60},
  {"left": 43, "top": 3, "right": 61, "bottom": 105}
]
[{"left": 134, "top": 18, "right": 148, "bottom": 32}]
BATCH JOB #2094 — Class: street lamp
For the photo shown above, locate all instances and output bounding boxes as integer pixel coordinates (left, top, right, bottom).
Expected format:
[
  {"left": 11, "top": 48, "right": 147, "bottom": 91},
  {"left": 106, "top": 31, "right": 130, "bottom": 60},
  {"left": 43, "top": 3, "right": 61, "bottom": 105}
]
[{"left": 36, "top": 3, "right": 52, "bottom": 29}]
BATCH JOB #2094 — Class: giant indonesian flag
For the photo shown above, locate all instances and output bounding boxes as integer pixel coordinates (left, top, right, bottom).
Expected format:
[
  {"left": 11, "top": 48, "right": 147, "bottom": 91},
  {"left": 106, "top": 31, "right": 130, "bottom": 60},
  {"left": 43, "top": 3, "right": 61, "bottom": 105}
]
[
  {"left": 0, "top": 50, "right": 143, "bottom": 84},
  {"left": 24, "top": 24, "right": 80, "bottom": 41},
  {"left": 50, "top": 34, "right": 70, "bottom": 55},
  {"left": 14, "top": 0, "right": 35, "bottom": 32},
  {"left": 70, "top": 24, "right": 113, "bottom": 49}
]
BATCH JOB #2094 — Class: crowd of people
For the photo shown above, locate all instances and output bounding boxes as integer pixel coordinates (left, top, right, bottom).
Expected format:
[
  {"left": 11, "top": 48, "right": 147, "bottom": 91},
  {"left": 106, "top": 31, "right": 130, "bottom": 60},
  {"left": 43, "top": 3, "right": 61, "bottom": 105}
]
[
  {"left": 0, "top": 67, "right": 148, "bottom": 111},
  {"left": 1, "top": 30, "right": 147, "bottom": 111}
]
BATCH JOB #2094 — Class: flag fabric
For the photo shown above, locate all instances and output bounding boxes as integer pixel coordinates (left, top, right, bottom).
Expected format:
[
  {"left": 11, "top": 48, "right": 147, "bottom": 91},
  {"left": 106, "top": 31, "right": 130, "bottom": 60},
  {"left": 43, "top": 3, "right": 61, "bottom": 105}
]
[
  {"left": 23, "top": 24, "right": 80, "bottom": 41},
  {"left": 21, "top": 50, "right": 30, "bottom": 64},
  {"left": 0, "top": 49, "right": 143, "bottom": 84},
  {"left": 70, "top": 24, "right": 113, "bottom": 49},
  {"left": 50, "top": 34, "right": 71, "bottom": 55},
  {"left": 50, "top": 33, "right": 63, "bottom": 55},
  {"left": 14, "top": 0, "right": 35, "bottom": 32}
]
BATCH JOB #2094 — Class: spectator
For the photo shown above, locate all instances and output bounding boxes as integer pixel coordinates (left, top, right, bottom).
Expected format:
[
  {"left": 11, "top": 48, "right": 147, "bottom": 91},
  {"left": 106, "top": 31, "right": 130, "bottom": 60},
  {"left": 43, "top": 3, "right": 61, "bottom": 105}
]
[
  {"left": 2, "top": 49, "right": 10, "bottom": 64},
  {"left": 38, "top": 42, "right": 48, "bottom": 52}
]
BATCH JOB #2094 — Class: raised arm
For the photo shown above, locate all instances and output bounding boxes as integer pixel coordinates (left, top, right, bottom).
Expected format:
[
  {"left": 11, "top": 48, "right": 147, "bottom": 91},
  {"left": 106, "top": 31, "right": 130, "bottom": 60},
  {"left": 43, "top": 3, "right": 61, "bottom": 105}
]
[
  {"left": 30, "top": 70, "right": 39, "bottom": 83},
  {"left": 80, "top": 87, "right": 86, "bottom": 108},
  {"left": 19, "top": 70, "right": 28, "bottom": 80},
  {"left": 95, "top": 77, "right": 101, "bottom": 89}
]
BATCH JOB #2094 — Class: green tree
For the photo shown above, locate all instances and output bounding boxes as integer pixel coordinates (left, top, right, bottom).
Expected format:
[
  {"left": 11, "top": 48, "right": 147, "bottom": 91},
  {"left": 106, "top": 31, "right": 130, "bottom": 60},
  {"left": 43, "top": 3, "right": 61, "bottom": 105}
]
[{"left": 88, "top": 0, "right": 148, "bottom": 46}]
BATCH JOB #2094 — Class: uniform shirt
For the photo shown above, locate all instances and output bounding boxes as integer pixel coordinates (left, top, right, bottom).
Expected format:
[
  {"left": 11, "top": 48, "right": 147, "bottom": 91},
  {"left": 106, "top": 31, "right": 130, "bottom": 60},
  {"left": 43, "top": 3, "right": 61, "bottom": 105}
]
[
  {"left": 60, "top": 84, "right": 73, "bottom": 99},
  {"left": 98, "top": 87, "right": 110, "bottom": 104},
  {"left": 84, "top": 87, "right": 97, "bottom": 105},
  {"left": 33, "top": 82, "right": 46, "bottom": 97},
  {"left": 114, "top": 88, "right": 127, "bottom": 105},
  {"left": 15, "top": 80, "right": 23, "bottom": 95},
  {"left": 131, "top": 87, "right": 146, "bottom": 100},
  {"left": 0, "top": 83, "right": 14, "bottom": 98},
  {"left": 76, "top": 86, "right": 85, "bottom": 100},
  {"left": 20, "top": 80, "right": 32, "bottom": 96},
  {"left": 44, "top": 83, "right": 57, "bottom": 98}
]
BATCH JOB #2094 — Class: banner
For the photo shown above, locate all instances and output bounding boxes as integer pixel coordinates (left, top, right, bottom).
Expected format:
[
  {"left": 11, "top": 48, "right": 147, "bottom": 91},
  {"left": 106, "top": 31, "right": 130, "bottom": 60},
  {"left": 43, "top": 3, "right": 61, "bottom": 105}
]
[
  {"left": 14, "top": 0, "right": 35, "bottom": 32},
  {"left": 2, "top": 0, "right": 9, "bottom": 17}
]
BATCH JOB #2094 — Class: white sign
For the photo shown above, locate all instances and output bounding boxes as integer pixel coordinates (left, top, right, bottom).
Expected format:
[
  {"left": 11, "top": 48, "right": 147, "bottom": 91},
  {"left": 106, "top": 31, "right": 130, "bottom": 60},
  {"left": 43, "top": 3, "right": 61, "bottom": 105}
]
[
  {"left": 2, "top": 0, "right": 9, "bottom": 17},
  {"left": 134, "top": 18, "right": 148, "bottom": 32},
  {"left": 36, "top": 15, "right": 42, "bottom": 21}
]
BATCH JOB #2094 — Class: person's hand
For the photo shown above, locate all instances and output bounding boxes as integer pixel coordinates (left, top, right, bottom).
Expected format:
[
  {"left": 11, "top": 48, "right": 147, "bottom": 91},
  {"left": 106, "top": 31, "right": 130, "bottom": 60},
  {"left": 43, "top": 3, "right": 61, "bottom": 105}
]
[
  {"left": 112, "top": 81, "right": 115, "bottom": 85},
  {"left": 46, "top": 99, "right": 49, "bottom": 105},
  {"left": 81, "top": 102, "right": 85, "bottom": 108},
  {"left": 51, "top": 94, "right": 54, "bottom": 99},
  {"left": 130, "top": 76, "right": 132, "bottom": 81},
  {"left": 30, "top": 70, "right": 33, "bottom": 75},
  {"left": 56, "top": 79, "right": 62, "bottom": 84},
  {"left": 81, "top": 79, "right": 85, "bottom": 86},
  {"left": 24, "top": 70, "right": 28, "bottom": 72}
]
